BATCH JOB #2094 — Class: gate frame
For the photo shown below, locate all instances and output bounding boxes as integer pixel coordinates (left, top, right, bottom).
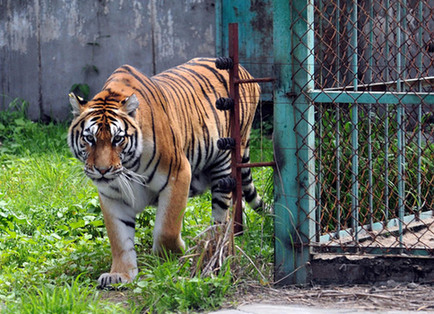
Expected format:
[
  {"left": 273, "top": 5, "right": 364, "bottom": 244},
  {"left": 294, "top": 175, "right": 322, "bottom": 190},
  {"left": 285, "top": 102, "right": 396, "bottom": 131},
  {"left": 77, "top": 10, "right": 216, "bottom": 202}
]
[
  {"left": 273, "top": 0, "right": 434, "bottom": 285},
  {"left": 273, "top": 0, "right": 315, "bottom": 285}
]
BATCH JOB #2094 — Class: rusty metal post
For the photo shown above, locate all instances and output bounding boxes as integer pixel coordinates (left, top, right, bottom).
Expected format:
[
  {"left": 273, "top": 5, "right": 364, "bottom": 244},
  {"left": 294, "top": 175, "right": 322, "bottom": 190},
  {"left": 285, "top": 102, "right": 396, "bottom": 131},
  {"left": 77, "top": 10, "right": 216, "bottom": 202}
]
[
  {"left": 228, "top": 23, "right": 244, "bottom": 235},
  {"left": 216, "top": 23, "right": 275, "bottom": 235}
]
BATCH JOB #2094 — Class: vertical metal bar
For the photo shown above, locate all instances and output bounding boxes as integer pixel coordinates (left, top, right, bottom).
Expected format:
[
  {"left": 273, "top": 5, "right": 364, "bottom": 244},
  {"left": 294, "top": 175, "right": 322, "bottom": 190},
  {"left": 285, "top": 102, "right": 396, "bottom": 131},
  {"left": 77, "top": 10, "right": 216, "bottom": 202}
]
[
  {"left": 351, "top": 104, "right": 359, "bottom": 241},
  {"left": 384, "top": 107, "right": 390, "bottom": 223},
  {"left": 368, "top": 102, "right": 373, "bottom": 229},
  {"left": 228, "top": 23, "right": 243, "bottom": 235},
  {"left": 396, "top": 0, "right": 404, "bottom": 247},
  {"left": 367, "top": 0, "right": 374, "bottom": 85},
  {"left": 335, "top": 0, "right": 342, "bottom": 236},
  {"left": 317, "top": 0, "right": 324, "bottom": 241},
  {"left": 273, "top": 0, "right": 315, "bottom": 285},
  {"left": 336, "top": 0, "right": 341, "bottom": 86},
  {"left": 416, "top": 0, "right": 423, "bottom": 218},
  {"left": 317, "top": 104, "right": 323, "bottom": 241},
  {"left": 396, "top": 1, "right": 402, "bottom": 91},
  {"left": 368, "top": 0, "right": 374, "bottom": 229},
  {"left": 350, "top": 0, "right": 358, "bottom": 90},
  {"left": 349, "top": 0, "right": 359, "bottom": 241},
  {"left": 384, "top": 115, "right": 390, "bottom": 223},
  {"left": 384, "top": 0, "right": 390, "bottom": 82},
  {"left": 318, "top": 0, "right": 324, "bottom": 86},
  {"left": 402, "top": 0, "right": 408, "bottom": 85},
  {"left": 273, "top": 0, "right": 295, "bottom": 285},
  {"left": 336, "top": 104, "right": 341, "bottom": 238},
  {"left": 384, "top": 0, "right": 390, "bottom": 223}
]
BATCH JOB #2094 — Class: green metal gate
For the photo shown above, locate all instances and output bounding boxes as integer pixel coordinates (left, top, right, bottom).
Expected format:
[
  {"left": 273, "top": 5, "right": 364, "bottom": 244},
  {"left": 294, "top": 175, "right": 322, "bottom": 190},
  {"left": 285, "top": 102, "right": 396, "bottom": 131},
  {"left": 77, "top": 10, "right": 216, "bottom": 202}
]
[{"left": 273, "top": 0, "right": 434, "bottom": 284}]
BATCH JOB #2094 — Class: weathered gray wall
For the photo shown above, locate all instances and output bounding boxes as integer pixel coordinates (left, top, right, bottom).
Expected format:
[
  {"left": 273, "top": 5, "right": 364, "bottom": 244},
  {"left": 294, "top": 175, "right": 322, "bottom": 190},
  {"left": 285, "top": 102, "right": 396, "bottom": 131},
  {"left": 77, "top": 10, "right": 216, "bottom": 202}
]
[{"left": 0, "top": 0, "right": 216, "bottom": 121}]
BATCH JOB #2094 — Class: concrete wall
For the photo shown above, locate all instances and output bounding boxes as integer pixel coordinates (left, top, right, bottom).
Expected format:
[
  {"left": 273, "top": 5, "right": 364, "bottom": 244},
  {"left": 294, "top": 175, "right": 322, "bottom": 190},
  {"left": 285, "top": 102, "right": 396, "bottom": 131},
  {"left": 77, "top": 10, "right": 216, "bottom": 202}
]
[{"left": 0, "top": 0, "right": 216, "bottom": 121}]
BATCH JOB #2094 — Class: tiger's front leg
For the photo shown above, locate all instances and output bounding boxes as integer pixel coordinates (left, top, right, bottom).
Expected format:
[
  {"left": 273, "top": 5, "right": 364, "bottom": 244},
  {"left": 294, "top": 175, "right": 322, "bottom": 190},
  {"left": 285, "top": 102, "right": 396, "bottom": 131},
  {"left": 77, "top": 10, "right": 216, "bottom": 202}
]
[
  {"left": 97, "top": 195, "right": 139, "bottom": 288},
  {"left": 152, "top": 157, "right": 191, "bottom": 255}
]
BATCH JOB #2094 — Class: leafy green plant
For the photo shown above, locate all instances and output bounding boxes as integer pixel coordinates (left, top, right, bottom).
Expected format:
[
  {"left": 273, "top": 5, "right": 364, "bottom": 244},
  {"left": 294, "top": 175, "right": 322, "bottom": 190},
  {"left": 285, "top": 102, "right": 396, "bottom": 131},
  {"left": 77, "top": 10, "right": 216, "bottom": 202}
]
[
  {"left": 3, "top": 277, "right": 132, "bottom": 314},
  {"left": 129, "top": 255, "right": 233, "bottom": 313},
  {"left": 317, "top": 104, "right": 434, "bottom": 232},
  {"left": 70, "top": 83, "right": 91, "bottom": 101}
]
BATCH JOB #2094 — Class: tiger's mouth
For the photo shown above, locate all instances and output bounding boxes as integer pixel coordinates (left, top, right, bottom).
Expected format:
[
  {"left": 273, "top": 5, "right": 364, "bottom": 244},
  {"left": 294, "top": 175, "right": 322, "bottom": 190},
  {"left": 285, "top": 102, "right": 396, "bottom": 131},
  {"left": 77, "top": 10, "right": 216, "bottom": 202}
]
[
  {"left": 84, "top": 165, "right": 121, "bottom": 182},
  {"left": 93, "top": 177, "right": 113, "bottom": 184},
  {"left": 84, "top": 165, "right": 148, "bottom": 187}
]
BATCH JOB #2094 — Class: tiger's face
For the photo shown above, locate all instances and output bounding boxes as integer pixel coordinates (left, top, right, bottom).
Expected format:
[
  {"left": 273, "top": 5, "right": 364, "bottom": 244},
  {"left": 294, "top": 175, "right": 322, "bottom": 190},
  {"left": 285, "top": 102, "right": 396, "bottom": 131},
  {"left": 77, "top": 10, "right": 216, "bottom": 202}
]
[{"left": 68, "top": 92, "right": 143, "bottom": 184}]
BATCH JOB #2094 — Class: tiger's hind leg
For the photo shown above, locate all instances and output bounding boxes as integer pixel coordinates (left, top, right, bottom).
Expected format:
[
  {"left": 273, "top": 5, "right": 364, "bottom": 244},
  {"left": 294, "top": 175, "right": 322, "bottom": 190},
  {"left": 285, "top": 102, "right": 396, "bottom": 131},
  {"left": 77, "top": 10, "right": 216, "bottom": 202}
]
[
  {"left": 209, "top": 147, "right": 264, "bottom": 222},
  {"left": 241, "top": 147, "right": 263, "bottom": 211},
  {"left": 209, "top": 151, "right": 233, "bottom": 223}
]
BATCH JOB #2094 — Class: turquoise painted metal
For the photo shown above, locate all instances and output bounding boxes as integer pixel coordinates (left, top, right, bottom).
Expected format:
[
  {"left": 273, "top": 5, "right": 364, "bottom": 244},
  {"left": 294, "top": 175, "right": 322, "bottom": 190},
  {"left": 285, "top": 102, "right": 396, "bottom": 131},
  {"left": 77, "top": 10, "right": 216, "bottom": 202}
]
[
  {"left": 310, "top": 91, "right": 434, "bottom": 104},
  {"left": 311, "top": 0, "right": 434, "bottom": 255},
  {"left": 217, "top": 0, "right": 434, "bottom": 285},
  {"left": 273, "top": 0, "right": 295, "bottom": 285},
  {"left": 215, "top": 0, "right": 273, "bottom": 99},
  {"left": 273, "top": 0, "right": 315, "bottom": 285},
  {"left": 272, "top": 0, "right": 434, "bottom": 284}
]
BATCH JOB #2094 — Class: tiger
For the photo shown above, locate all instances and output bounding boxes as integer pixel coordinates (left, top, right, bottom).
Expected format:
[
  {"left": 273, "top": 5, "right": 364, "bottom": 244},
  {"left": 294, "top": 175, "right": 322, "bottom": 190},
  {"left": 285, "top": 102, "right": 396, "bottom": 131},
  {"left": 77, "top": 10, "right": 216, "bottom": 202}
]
[{"left": 68, "top": 58, "right": 263, "bottom": 288}]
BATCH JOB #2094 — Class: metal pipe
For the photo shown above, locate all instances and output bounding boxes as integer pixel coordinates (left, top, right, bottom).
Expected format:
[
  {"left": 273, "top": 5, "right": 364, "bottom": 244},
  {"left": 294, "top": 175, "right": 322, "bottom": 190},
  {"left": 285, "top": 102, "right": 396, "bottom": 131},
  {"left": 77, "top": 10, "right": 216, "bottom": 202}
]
[
  {"left": 396, "top": 0, "right": 404, "bottom": 248},
  {"left": 318, "top": 104, "right": 323, "bottom": 241},
  {"left": 368, "top": 0, "right": 374, "bottom": 229},
  {"left": 228, "top": 23, "right": 243, "bottom": 235},
  {"left": 336, "top": 104, "right": 341, "bottom": 238},
  {"left": 384, "top": 0, "right": 391, "bottom": 224},
  {"left": 236, "top": 161, "right": 276, "bottom": 168},
  {"left": 226, "top": 24, "right": 276, "bottom": 234},
  {"left": 417, "top": 0, "right": 423, "bottom": 218},
  {"left": 367, "top": 0, "right": 374, "bottom": 85},
  {"left": 349, "top": 0, "right": 359, "bottom": 241},
  {"left": 336, "top": 0, "right": 341, "bottom": 86},
  {"left": 351, "top": 0, "right": 358, "bottom": 90},
  {"left": 336, "top": 0, "right": 342, "bottom": 237},
  {"left": 235, "top": 77, "right": 275, "bottom": 84}
]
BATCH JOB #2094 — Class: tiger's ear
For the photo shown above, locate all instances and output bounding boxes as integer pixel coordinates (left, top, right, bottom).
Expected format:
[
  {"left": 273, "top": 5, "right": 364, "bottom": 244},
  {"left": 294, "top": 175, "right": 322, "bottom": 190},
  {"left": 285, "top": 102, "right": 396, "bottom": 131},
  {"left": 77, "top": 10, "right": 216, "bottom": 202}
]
[
  {"left": 122, "top": 94, "right": 139, "bottom": 117},
  {"left": 69, "top": 92, "right": 86, "bottom": 117}
]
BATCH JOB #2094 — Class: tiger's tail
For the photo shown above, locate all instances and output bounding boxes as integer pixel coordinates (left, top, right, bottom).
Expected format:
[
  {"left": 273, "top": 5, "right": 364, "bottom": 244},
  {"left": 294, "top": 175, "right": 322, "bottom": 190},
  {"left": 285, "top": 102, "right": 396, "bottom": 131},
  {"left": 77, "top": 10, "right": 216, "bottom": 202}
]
[{"left": 241, "top": 146, "right": 263, "bottom": 212}]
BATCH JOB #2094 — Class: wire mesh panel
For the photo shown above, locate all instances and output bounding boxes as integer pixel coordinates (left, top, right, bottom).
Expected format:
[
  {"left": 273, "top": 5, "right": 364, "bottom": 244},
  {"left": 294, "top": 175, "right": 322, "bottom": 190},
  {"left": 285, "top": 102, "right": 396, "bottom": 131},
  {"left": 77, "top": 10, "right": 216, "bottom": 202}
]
[{"left": 307, "top": 0, "right": 434, "bottom": 255}]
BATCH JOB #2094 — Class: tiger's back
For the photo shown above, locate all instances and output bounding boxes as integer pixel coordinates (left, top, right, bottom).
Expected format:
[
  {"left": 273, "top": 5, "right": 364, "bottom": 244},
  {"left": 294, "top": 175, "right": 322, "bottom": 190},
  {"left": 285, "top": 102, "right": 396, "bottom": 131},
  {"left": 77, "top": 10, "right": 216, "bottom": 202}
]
[
  {"left": 68, "top": 58, "right": 262, "bottom": 288},
  {"left": 152, "top": 58, "right": 260, "bottom": 153},
  {"left": 151, "top": 58, "right": 260, "bottom": 204}
]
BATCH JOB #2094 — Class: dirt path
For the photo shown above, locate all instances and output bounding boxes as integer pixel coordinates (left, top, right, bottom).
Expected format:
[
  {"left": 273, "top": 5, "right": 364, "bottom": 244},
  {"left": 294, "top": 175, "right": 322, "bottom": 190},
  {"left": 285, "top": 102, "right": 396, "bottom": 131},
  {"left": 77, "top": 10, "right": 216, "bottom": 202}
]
[{"left": 225, "top": 282, "right": 434, "bottom": 312}]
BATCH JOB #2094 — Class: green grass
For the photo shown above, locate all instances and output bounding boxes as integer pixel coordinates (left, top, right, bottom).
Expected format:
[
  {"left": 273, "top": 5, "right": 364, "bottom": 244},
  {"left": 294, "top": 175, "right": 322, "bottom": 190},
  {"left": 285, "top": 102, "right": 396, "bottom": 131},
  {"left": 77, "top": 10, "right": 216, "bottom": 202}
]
[{"left": 0, "top": 100, "right": 274, "bottom": 313}]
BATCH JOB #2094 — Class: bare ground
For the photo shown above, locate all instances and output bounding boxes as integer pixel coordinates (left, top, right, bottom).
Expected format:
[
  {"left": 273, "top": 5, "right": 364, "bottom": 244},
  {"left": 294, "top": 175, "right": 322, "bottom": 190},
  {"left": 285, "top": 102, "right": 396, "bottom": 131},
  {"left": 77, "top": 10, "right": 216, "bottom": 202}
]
[
  {"left": 222, "top": 281, "right": 434, "bottom": 312},
  {"left": 101, "top": 222, "right": 434, "bottom": 312}
]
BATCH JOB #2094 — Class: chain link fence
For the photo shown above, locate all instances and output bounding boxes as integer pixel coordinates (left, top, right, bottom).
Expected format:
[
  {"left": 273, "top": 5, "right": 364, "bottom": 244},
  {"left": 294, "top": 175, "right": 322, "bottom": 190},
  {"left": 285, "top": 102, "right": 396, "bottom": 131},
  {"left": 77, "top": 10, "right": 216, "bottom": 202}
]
[{"left": 304, "top": 0, "right": 434, "bottom": 255}]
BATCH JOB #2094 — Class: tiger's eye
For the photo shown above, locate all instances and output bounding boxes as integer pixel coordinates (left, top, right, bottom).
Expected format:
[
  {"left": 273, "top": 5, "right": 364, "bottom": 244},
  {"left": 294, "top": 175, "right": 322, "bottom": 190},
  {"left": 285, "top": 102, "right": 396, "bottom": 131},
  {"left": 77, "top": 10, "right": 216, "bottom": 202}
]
[
  {"left": 113, "top": 135, "right": 123, "bottom": 144},
  {"left": 85, "top": 135, "right": 94, "bottom": 143}
]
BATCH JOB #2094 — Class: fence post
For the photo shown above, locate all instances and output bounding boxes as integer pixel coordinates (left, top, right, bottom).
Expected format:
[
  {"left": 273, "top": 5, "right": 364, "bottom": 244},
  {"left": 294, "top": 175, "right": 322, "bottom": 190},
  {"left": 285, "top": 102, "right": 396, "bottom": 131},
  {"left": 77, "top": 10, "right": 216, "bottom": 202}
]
[{"left": 273, "top": 0, "right": 315, "bottom": 285}]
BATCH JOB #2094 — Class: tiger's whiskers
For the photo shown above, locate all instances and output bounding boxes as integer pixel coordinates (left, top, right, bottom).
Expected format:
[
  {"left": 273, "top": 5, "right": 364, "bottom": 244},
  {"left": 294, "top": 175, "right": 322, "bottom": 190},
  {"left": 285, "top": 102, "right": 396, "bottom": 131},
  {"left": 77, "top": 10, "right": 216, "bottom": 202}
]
[
  {"left": 116, "top": 169, "right": 148, "bottom": 207},
  {"left": 122, "top": 168, "right": 148, "bottom": 187},
  {"left": 118, "top": 173, "right": 136, "bottom": 205}
]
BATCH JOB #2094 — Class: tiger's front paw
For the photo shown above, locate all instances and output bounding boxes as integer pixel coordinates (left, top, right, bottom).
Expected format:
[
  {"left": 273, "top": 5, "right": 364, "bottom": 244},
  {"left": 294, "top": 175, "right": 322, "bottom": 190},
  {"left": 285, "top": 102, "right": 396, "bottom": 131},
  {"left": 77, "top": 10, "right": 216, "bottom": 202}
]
[{"left": 97, "top": 272, "right": 133, "bottom": 289}]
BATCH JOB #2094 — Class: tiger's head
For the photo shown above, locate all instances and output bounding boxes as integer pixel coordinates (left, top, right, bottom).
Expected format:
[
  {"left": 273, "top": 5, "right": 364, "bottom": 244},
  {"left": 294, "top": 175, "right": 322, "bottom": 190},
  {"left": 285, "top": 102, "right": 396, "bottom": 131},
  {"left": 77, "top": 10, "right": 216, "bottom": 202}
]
[{"left": 68, "top": 91, "right": 143, "bottom": 184}]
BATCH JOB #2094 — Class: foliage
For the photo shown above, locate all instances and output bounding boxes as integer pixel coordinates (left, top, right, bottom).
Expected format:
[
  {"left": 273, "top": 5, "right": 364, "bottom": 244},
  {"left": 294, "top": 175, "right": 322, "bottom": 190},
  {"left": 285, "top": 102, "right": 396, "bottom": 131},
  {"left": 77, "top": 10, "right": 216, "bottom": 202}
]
[
  {"left": 0, "top": 100, "right": 275, "bottom": 313},
  {"left": 70, "top": 83, "right": 91, "bottom": 101},
  {"left": 317, "top": 104, "right": 434, "bottom": 232},
  {"left": 130, "top": 256, "right": 233, "bottom": 313},
  {"left": 3, "top": 277, "right": 131, "bottom": 314},
  {"left": 0, "top": 99, "right": 68, "bottom": 156}
]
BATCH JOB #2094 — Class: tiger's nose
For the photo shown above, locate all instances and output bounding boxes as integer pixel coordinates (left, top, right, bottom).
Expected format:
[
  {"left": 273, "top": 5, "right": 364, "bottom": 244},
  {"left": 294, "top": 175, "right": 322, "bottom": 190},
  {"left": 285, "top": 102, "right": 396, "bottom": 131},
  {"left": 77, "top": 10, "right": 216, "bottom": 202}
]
[{"left": 95, "top": 166, "right": 112, "bottom": 175}]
